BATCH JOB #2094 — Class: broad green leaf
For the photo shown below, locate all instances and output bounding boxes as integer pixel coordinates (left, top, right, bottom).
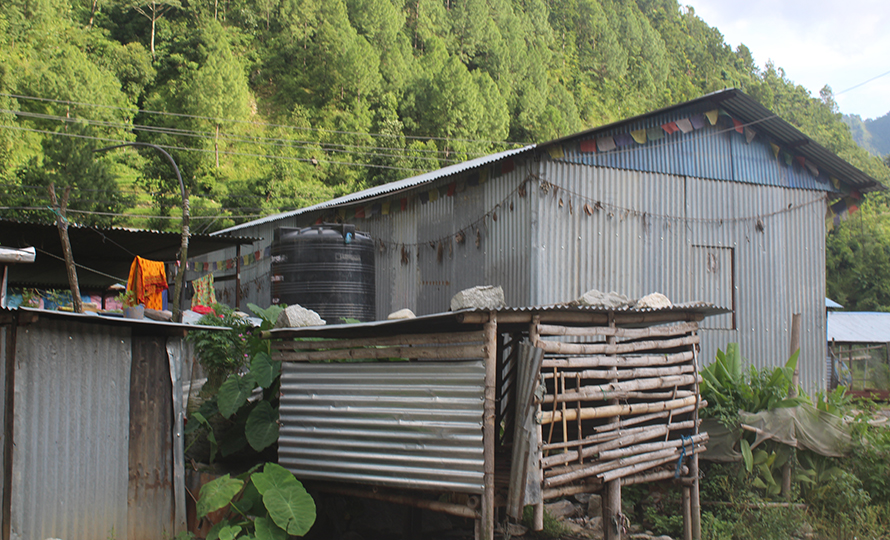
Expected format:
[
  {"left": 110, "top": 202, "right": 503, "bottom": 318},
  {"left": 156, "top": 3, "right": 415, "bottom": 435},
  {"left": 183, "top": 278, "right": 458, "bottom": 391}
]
[
  {"left": 251, "top": 352, "right": 280, "bottom": 389},
  {"left": 206, "top": 520, "right": 229, "bottom": 540},
  {"left": 252, "top": 463, "right": 299, "bottom": 495},
  {"left": 255, "top": 516, "right": 287, "bottom": 540},
  {"left": 725, "top": 343, "right": 741, "bottom": 381},
  {"left": 752, "top": 477, "right": 768, "bottom": 489},
  {"left": 264, "top": 485, "right": 317, "bottom": 536},
  {"left": 740, "top": 439, "right": 753, "bottom": 473},
  {"left": 197, "top": 474, "right": 244, "bottom": 518},
  {"left": 753, "top": 448, "right": 769, "bottom": 465},
  {"left": 218, "top": 373, "right": 256, "bottom": 418},
  {"left": 218, "top": 525, "right": 242, "bottom": 540},
  {"left": 246, "top": 400, "right": 280, "bottom": 452},
  {"left": 231, "top": 478, "right": 262, "bottom": 516}
]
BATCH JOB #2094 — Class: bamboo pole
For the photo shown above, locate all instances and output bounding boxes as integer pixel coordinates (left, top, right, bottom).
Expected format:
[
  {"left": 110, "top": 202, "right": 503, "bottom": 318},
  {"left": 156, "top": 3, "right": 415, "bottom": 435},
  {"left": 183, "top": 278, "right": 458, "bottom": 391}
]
[
  {"left": 597, "top": 433, "right": 708, "bottom": 462},
  {"left": 536, "top": 334, "right": 699, "bottom": 356},
  {"left": 621, "top": 466, "right": 687, "bottom": 487},
  {"left": 598, "top": 445, "right": 705, "bottom": 483},
  {"left": 543, "top": 351, "right": 694, "bottom": 369},
  {"left": 539, "top": 395, "right": 698, "bottom": 424},
  {"left": 531, "top": 316, "right": 544, "bottom": 532},
  {"left": 542, "top": 365, "right": 694, "bottom": 381},
  {"left": 538, "top": 321, "right": 699, "bottom": 339},
  {"left": 542, "top": 351, "right": 694, "bottom": 369},
  {"left": 691, "top": 342, "right": 702, "bottom": 540},
  {"left": 543, "top": 418, "right": 699, "bottom": 453},
  {"left": 541, "top": 421, "right": 697, "bottom": 468},
  {"left": 481, "top": 313, "right": 497, "bottom": 540},
  {"left": 542, "top": 374, "right": 699, "bottom": 404},
  {"left": 592, "top": 402, "right": 703, "bottom": 434},
  {"left": 782, "top": 313, "right": 801, "bottom": 500},
  {"left": 604, "top": 312, "right": 621, "bottom": 540},
  {"left": 272, "top": 331, "right": 486, "bottom": 350},
  {"left": 683, "top": 486, "right": 692, "bottom": 540},
  {"left": 273, "top": 343, "right": 484, "bottom": 362},
  {"left": 542, "top": 479, "right": 603, "bottom": 500}
]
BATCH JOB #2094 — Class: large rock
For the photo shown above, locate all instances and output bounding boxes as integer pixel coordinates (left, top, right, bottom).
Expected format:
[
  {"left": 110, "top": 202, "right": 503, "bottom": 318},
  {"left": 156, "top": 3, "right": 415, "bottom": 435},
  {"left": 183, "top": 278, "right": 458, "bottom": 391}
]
[
  {"left": 586, "top": 494, "right": 603, "bottom": 518},
  {"left": 575, "top": 289, "right": 632, "bottom": 309},
  {"left": 450, "top": 285, "right": 506, "bottom": 311},
  {"left": 545, "top": 499, "right": 578, "bottom": 519},
  {"left": 275, "top": 304, "right": 325, "bottom": 328},
  {"left": 634, "top": 292, "right": 671, "bottom": 309}
]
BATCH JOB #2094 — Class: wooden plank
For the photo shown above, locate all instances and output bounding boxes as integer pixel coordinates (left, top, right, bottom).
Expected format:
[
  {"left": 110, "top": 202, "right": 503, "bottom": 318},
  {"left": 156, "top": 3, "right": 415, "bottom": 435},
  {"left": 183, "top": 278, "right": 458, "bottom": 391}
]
[
  {"left": 273, "top": 344, "right": 484, "bottom": 362},
  {"left": 542, "top": 351, "right": 694, "bottom": 369},
  {"left": 481, "top": 316, "right": 497, "bottom": 540},
  {"left": 272, "top": 331, "right": 486, "bottom": 350},
  {"left": 538, "top": 321, "right": 699, "bottom": 339},
  {"left": 535, "top": 335, "right": 699, "bottom": 356}
]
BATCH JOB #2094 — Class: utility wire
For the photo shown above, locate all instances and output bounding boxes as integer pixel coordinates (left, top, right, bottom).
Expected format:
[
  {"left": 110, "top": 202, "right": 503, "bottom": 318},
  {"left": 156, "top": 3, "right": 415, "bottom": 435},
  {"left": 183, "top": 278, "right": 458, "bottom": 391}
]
[
  {"left": 0, "top": 92, "right": 528, "bottom": 147},
  {"left": 836, "top": 68, "right": 890, "bottom": 95}
]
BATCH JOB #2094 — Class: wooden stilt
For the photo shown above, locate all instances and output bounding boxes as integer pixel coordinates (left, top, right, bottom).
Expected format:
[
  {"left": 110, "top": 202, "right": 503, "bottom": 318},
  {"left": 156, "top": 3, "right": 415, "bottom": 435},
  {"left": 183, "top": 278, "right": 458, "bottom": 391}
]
[
  {"left": 481, "top": 313, "right": 497, "bottom": 540},
  {"left": 682, "top": 486, "right": 692, "bottom": 540}
]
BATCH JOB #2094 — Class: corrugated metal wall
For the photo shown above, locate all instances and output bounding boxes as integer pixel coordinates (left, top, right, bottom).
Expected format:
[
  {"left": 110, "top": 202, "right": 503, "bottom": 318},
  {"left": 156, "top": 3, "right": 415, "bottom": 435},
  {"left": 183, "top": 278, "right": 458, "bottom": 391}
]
[
  {"left": 534, "top": 161, "right": 827, "bottom": 392},
  {"left": 11, "top": 318, "right": 131, "bottom": 540},
  {"left": 279, "top": 361, "right": 485, "bottom": 493}
]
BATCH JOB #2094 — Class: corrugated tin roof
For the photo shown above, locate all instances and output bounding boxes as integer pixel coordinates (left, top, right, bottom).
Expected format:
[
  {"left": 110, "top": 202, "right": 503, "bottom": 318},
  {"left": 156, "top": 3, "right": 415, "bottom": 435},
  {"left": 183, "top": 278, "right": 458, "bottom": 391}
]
[
  {"left": 541, "top": 88, "right": 882, "bottom": 194},
  {"left": 264, "top": 302, "right": 729, "bottom": 340},
  {"left": 215, "top": 89, "right": 881, "bottom": 236},
  {"left": 827, "top": 312, "right": 890, "bottom": 342},
  {"left": 213, "top": 145, "right": 535, "bottom": 235},
  {"left": 826, "top": 298, "right": 844, "bottom": 309}
]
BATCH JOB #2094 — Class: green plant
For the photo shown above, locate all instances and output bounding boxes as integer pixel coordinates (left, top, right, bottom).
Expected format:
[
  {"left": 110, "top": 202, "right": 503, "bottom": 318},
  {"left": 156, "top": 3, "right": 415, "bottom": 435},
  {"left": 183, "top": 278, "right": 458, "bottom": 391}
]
[
  {"left": 196, "top": 462, "right": 316, "bottom": 539},
  {"left": 186, "top": 304, "right": 256, "bottom": 391},
  {"left": 185, "top": 303, "right": 285, "bottom": 464},
  {"left": 21, "top": 288, "right": 41, "bottom": 307},
  {"left": 116, "top": 289, "right": 138, "bottom": 308},
  {"left": 521, "top": 505, "right": 569, "bottom": 538}
]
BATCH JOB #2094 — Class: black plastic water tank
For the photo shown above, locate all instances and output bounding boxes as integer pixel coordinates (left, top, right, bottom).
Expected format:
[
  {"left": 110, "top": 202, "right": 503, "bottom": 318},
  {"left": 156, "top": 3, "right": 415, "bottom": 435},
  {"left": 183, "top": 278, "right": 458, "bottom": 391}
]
[{"left": 270, "top": 224, "right": 376, "bottom": 322}]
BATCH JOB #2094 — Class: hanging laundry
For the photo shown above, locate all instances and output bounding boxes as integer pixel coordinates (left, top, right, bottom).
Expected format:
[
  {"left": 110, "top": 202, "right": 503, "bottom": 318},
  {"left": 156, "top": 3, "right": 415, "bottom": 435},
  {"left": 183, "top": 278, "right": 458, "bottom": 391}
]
[
  {"left": 127, "top": 256, "right": 168, "bottom": 310},
  {"left": 192, "top": 273, "right": 217, "bottom": 309}
]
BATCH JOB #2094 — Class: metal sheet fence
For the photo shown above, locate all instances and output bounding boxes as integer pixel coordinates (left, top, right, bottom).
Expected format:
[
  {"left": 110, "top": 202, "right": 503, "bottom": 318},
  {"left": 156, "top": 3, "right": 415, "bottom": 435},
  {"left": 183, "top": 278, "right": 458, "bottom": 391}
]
[{"left": 279, "top": 361, "right": 486, "bottom": 493}]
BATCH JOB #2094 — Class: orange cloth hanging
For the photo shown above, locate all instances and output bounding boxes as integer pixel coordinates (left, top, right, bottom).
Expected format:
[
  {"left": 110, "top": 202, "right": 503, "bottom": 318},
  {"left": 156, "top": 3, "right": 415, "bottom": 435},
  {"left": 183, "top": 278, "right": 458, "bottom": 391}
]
[{"left": 127, "top": 256, "right": 168, "bottom": 310}]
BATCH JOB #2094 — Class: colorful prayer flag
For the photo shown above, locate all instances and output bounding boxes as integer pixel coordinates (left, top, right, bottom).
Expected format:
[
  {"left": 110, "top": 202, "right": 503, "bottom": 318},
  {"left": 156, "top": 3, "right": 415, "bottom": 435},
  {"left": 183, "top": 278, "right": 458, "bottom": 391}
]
[
  {"left": 447, "top": 183, "right": 456, "bottom": 197},
  {"left": 355, "top": 206, "right": 366, "bottom": 218},
  {"left": 630, "top": 129, "right": 647, "bottom": 144},
  {"left": 547, "top": 145, "right": 565, "bottom": 159},
  {"left": 705, "top": 110, "right": 719, "bottom": 126},
  {"left": 614, "top": 133, "right": 633, "bottom": 147},
  {"left": 596, "top": 136, "right": 617, "bottom": 152},
  {"left": 382, "top": 201, "right": 391, "bottom": 215},
  {"left": 579, "top": 139, "right": 597, "bottom": 153},
  {"left": 771, "top": 143, "right": 780, "bottom": 160},
  {"left": 690, "top": 114, "right": 706, "bottom": 130},
  {"left": 732, "top": 119, "right": 744, "bottom": 134},
  {"left": 646, "top": 127, "right": 664, "bottom": 141},
  {"left": 675, "top": 118, "right": 693, "bottom": 133},
  {"left": 400, "top": 198, "right": 408, "bottom": 211},
  {"left": 661, "top": 122, "right": 680, "bottom": 135},
  {"left": 744, "top": 127, "right": 756, "bottom": 144},
  {"left": 429, "top": 189, "right": 439, "bottom": 202},
  {"left": 419, "top": 191, "right": 429, "bottom": 204}
]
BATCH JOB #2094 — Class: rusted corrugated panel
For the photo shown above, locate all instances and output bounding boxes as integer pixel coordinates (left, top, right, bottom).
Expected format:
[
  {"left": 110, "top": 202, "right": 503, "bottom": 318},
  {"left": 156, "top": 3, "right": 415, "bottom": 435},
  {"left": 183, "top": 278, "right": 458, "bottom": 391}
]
[
  {"left": 279, "top": 361, "right": 485, "bottom": 493},
  {"left": 12, "top": 318, "right": 131, "bottom": 540},
  {"left": 128, "top": 335, "right": 174, "bottom": 540}
]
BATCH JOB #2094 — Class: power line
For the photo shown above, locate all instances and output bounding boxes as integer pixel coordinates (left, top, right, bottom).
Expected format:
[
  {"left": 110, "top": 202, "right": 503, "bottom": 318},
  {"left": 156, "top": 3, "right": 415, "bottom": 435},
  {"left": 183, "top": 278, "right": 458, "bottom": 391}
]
[
  {"left": 1, "top": 108, "right": 488, "bottom": 162},
  {"left": 836, "top": 69, "right": 890, "bottom": 95},
  {"left": 0, "top": 124, "right": 428, "bottom": 172},
  {"left": 0, "top": 92, "right": 528, "bottom": 147}
]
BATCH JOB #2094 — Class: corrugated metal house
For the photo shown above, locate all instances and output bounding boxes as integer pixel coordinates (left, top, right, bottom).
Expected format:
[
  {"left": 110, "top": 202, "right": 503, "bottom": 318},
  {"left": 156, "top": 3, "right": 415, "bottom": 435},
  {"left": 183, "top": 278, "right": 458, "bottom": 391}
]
[
  {"left": 0, "top": 308, "right": 213, "bottom": 540},
  {"left": 208, "top": 88, "right": 882, "bottom": 393},
  {"left": 827, "top": 311, "right": 890, "bottom": 399}
]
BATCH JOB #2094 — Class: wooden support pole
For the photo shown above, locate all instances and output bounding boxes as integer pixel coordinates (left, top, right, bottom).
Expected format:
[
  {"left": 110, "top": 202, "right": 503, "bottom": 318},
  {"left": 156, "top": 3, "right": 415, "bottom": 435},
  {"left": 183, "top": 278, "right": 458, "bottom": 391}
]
[
  {"left": 531, "top": 315, "right": 544, "bottom": 533},
  {"left": 48, "top": 184, "right": 83, "bottom": 314},
  {"left": 782, "top": 313, "right": 802, "bottom": 500},
  {"left": 481, "top": 312, "right": 497, "bottom": 540},
  {"left": 682, "top": 486, "right": 692, "bottom": 540},
  {"left": 604, "top": 312, "right": 621, "bottom": 540},
  {"left": 539, "top": 395, "right": 699, "bottom": 424}
]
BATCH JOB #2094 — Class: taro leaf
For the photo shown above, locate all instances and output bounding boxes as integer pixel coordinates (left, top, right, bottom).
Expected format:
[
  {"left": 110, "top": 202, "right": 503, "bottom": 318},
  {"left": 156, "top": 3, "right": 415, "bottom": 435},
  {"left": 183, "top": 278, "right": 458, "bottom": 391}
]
[
  {"left": 220, "top": 412, "right": 249, "bottom": 457},
  {"left": 205, "top": 520, "right": 229, "bottom": 540},
  {"left": 255, "top": 516, "right": 287, "bottom": 540},
  {"left": 245, "top": 400, "right": 279, "bottom": 452},
  {"left": 264, "top": 484, "right": 317, "bottom": 536},
  {"left": 218, "top": 373, "right": 256, "bottom": 418},
  {"left": 197, "top": 474, "right": 244, "bottom": 518},
  {"left": 252, "top": 463, "right": 299, "bottom": 495},
  {"left": 249, "top": 303, "right": 286, "bottom": 329},
  {"left": 740, "top": 438, "right": 753, "bottom": 473},
  {"left": 217, "top": 525, "right": 242, "bottom": 540},
  {"left": 251, "top": 352, "right": 280, "bottom": 389}
]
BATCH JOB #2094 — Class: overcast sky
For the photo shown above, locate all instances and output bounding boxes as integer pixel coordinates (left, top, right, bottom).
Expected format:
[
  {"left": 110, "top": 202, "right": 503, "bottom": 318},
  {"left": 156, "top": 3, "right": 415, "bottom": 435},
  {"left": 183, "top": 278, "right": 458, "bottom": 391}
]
[{"left": 682, "top": 0, "right": 890, "bottom": 120}]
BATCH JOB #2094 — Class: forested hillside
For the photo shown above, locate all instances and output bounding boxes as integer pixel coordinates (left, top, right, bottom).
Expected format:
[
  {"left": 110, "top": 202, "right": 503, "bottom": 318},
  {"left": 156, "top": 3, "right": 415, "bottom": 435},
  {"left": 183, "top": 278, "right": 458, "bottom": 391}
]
[
  {"left": 2, "top": 0, "right": 890, "bottom": 308},
  {"left": 844, "top": 113, "right": 890, "bottom": 158}
]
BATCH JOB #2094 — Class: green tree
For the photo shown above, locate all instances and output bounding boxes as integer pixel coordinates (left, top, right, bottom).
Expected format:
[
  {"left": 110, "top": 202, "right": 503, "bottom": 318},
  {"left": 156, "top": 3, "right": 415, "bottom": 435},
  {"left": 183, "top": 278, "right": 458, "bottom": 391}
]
[{"left": 127, "top": 0, "right": 181, "bottom": 58}]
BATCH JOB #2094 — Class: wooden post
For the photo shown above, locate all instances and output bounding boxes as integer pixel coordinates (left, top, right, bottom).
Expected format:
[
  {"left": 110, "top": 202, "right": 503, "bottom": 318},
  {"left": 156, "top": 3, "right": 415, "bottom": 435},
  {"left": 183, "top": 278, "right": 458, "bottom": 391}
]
[
  {"left": 48, "top": 184, "right": 83, "bottom": 314},
  {"left": 691, "top": 338, "right": 701, "bottom": 540},
  {"left": 603, "top": 311, "right": 622, "bottom": 540},
  {"left": 782, "top": 313, "right": 802, "bottom": 499},
  {"left": 531, "top": 315, "right": 544, "bottom": 532},
  {"left": 481, "top": 312, "right": 497, "bottom": 540},
  {"left": 682, "top": 486, "right": 692, "bottom": 540}
]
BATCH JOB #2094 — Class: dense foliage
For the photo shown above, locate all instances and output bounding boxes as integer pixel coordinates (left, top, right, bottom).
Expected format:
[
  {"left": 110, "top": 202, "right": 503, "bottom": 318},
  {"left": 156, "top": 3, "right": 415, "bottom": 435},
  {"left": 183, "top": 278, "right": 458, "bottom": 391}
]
[{"left": 1, "top": 0, "right": 886, "bottom": 233}]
